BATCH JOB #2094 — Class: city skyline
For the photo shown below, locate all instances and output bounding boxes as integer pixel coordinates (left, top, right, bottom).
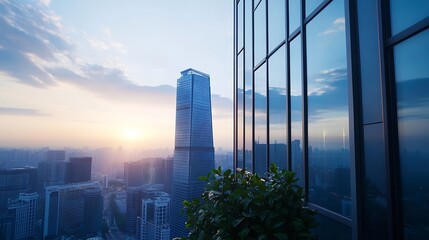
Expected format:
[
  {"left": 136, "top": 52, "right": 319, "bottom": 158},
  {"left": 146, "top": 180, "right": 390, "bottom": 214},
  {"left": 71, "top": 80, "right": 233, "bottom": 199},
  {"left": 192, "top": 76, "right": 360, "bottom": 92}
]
[{"left": 0, "top": 0, "right": 233, "bottom": 150}]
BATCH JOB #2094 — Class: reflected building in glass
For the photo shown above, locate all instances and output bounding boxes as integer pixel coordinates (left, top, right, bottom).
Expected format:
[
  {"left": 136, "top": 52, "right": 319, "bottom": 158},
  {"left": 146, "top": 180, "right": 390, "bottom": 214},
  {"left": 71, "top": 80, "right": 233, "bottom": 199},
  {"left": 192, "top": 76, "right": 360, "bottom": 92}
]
[
  {"left": 171, "top": 69, "right": 215, "bottom": 238},
  {"left": 233, "top": 1, "right": 429, "bottom": 239}
]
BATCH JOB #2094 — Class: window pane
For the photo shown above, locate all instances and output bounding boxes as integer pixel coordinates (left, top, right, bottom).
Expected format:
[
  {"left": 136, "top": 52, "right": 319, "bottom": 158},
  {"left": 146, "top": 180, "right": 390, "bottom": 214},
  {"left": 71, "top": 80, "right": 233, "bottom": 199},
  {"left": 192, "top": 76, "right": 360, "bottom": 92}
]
[
  {"left": 237, "top": 52, "right": 244, "bottom": 169},
  {"left": 306, "top": 0, "right": 350, "bottom": 217},
  {"left": 244, "top": 1, "right": 253, "bottom": 171},
  {"left": 394, "top": 29, "right": 429, "bottom": 239},
  {"left": 313, "top": 214, "right": 352, "bottom": 240},
  {"left": 306, "top": 0, "right": 324, "bottom": 17},
  {"left": 268, "top": 0, "right": 286, "bottom": 52},
  {"left": 254, "top": 63, "right": 267, "bottom": 175},
  {"left": 237, "top": 0, "right": 244, "bottom": 51},
  {"left": 290, "top": 35, "right": 303, "bottom": 184},
  {"left": 268, "top": 45, "right": 287, "bottom": 170},
  {"left": 390, "top": 0, "right": 429, "bottom": 35},
  {"left": 289, "top": 0, "right": 301, "bottom": 34},
  {"left": 254, "top": 0, "right": 267, "bottom": 65}
]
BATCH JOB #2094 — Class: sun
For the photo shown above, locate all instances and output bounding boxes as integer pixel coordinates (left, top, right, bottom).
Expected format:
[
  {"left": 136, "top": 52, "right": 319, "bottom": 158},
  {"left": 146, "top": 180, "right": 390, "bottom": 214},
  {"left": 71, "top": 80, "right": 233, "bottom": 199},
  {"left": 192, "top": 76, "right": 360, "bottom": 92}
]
[{"left": 121, "top": 127, "right": 142, "bottom": 141}]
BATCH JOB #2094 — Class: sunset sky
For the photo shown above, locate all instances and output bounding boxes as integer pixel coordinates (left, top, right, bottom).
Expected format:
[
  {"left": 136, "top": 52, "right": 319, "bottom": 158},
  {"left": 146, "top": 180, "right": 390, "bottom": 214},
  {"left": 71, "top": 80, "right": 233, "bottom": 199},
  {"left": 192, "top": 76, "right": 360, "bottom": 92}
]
[{"left": 0, "top": 0, "right": 233, "bottom": 150}]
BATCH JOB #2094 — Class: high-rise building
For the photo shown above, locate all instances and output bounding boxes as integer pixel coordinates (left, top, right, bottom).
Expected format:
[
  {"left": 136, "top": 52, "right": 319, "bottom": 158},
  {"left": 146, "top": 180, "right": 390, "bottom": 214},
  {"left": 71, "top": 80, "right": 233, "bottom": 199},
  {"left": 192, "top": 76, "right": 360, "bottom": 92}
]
[
  {"left": 43, "top": 182, "right": 101, "bottom": 238},
  {"left": 233, "top": 1, "right": 429, "bottom": 239},
  {"left": 67, "top": 157, "right": 92, "bottom": 183},
  {"left": 140, "top": 193, "right": 170, "bottom": 240},
  {"left": 46, "top": 150, "right": 66, "bottom": 162},
  {"left": 171, "top": 68, "right": 215, "bottom": 237},
  {"left": 7, "top": 192, "right": 38, "bottom": 240},
  {"left": 124, "top": 161, "right": 144, "bottom": 188},
  {"left": 0, "top": 168, "right": 37, "bottom": 212}
]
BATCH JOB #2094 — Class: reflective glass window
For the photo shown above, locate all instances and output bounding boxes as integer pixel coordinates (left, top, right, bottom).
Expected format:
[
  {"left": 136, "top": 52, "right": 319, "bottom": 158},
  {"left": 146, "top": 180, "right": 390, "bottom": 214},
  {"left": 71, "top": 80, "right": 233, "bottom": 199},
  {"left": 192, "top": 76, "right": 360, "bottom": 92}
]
[
  {"left": 390, "top": 0, "right": 429, "bottom": 35},
  {"left": 394, "top": 29, "right": 429, "bottom": 239},
  {"left": 238, "top": 0, "right": 244, "bottom": 51},
  {"left": 306, "top": 0, "right": 350, "bottom": 216},
  {"left": 289, "top": 0, "right": 301, "bottom": 34},
  {"left": 268, "top": 0, "right": 286, "bottom": 52},
  {"left": 237, "top": 52, "right": 244, "bottom": 169},
  {"left": 244, "top": 0, "right": 254, "bottom": 171},
  {"left": 254, "top": 63, "right": 267, "bottom": 175},
  {"left": 254, "top": 0, "right": 267, "bottom": 65},
  {"left": 313, "top": 214, "right": 352, "bottom": 239},
  {"left": 306, "top": 0, "right": 324, "bottom": 17},
  {"left": 290, "top": 35, "right": 303, "bottom": 184},
  {"left": 268, "top": 45, "right": 287, "bottom": 170}
]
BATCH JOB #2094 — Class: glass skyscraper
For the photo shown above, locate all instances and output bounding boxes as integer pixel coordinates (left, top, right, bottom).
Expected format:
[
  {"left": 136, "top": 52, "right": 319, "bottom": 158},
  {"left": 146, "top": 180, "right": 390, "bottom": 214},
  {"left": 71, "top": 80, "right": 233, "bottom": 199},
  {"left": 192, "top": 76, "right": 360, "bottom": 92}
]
[
  {"left": 234, "top": 1, "right": 429, "bottom": 239},
  {"left": 171, "top": 69, "right": 215, "bottom": 237}
]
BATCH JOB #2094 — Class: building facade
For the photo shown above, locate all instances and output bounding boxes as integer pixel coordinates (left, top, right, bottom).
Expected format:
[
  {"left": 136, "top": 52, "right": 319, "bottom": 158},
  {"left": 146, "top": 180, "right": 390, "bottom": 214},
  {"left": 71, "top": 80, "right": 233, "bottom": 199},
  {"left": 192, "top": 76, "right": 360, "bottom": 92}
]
[
  {"left": 0, "top": 168, "right": 37, "bottom": 212},
  {"left": 233, "top": 0, "right": 429, "bottom": 239},
  {"left": 7, "top": 192, "right": 38, "bottom": 240},
  {"left": 67, "top": 157, "right": 92, "bottom": 183},
  {"left": 171, "top": 69, "right": 215, "bottom": 237},
  {"left": 43, "top": 182, "right": 102, "bottom": 238},
  {"left": 139, "top": 193, "right": 170, "bottom": 240}
]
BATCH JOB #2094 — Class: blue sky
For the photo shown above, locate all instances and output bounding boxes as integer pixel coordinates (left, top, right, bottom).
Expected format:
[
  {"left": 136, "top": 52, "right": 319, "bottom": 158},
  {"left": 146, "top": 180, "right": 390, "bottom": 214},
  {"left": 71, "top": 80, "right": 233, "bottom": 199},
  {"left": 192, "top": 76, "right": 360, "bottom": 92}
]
[{"left": 0, "top": 0, "right": 233, "bottom": 150}]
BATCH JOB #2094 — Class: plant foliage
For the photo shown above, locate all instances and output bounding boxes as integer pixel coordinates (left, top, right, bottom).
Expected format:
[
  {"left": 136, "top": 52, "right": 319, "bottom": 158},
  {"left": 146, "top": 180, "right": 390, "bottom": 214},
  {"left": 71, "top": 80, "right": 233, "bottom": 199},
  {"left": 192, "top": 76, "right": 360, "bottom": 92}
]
[{"left": 183, "top": 164, "right": 317, "bottom": 240}]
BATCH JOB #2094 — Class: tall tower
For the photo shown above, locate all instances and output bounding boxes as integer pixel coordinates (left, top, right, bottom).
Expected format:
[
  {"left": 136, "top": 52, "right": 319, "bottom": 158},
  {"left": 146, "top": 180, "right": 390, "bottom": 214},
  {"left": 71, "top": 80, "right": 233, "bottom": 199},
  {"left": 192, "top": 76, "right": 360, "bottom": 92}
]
[{"left": 171, "top": 68, "right": 215, "bottom": 237}]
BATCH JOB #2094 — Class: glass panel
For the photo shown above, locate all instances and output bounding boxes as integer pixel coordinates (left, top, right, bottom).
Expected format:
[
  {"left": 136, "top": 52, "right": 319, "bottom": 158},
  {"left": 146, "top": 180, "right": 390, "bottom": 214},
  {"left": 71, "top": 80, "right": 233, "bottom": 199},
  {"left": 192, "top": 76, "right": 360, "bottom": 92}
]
[
  {"left": 290, "top": 35, "right": 303, "bottom": 184},
  {"left": 390, "top": 0, "right": 429, "bottom": 35},
  {"left": 306, "top": 0, "right": 324, "bottom": 17},
  {"left": 244, "top": 0, "right": 254, "bottom": 172},
  {"left": 394, "top": 29, "right": 429, "bottom": 239},
  {"left": 268, "top": 0, "right": 286, "bottom": 52},
  {"left": 313, "top": 214, "right": 352, "bottom": 240},
  {"left": 268, "top": 45, "right": 287, "bottom": 170},
  {"left": 254, "top": 0, "right": 267, "bottom": 65},
  {"left": 254, "top": 63, "right": 267, "bottom": 175},
  {"left": 289, "top": 0, "right": 301, "bottom": 34},
  {"left": 238, "top": 0, "right": 244, "bottom": 51},
  {"left": 306, "top": 0, "right": 350, "bottom": 216},
  {"left": 237, "top": 52, "right": 244, "bottom": 169}
]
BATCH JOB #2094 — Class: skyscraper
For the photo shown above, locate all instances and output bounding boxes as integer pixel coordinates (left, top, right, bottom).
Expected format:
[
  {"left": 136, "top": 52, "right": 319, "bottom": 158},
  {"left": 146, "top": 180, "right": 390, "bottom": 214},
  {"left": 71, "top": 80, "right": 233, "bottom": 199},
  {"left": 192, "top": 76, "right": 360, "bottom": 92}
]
[
  {"left": 171, "top": 68, "right": 215, "bottom": 237},
  {"left": 67, "top": 157, "right": 92, "bottom": 183},
  {"left": 233, "top": 1, "right": 429, "bottom": 239},
  {"left": 7, "top": 192, "right": 38, "bottom": 240}
]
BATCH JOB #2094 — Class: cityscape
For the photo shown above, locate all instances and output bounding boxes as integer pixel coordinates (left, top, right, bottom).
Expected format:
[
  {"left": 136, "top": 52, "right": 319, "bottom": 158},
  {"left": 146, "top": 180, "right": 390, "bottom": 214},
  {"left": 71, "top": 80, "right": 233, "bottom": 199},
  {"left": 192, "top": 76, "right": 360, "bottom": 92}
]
[{"left": 1, "top": 0, "right": 429, "bottom": 240}]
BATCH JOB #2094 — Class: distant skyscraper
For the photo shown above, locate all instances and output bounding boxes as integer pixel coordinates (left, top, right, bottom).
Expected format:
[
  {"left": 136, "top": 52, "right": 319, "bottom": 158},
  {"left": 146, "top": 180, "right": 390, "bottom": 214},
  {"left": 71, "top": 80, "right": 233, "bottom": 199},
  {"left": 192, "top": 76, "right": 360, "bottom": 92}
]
[
  {"left": 7, "top": 192, "right": 38, "bottom": 240},
  {"left": 67, "top": 157, "right": 92, "bottom": 183},
  {"left": 43, "top": 182, "right": 101, "bottom": 238},
  {"left": 124, "top": 161, "right": 144, "bottom": 188},
  {"left": 46, "top": 150, "right": 66, "bottom": 162},
  {"left": 171, "top": 69, "right": 215, "bottom": 237},
  {"left": 0, "top": 168, "right": 37, "bottom": 212},
  {"left": 140, "top": 193, "right": 170, "bottom": 240}
]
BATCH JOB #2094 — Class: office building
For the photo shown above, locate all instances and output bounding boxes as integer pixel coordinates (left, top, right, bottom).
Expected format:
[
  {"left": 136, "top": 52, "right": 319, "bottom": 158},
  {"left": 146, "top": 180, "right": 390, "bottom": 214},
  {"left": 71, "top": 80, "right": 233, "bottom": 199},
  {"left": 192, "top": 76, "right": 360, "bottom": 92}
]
[
  {"left": 43, "top": 182, "right": 101, "bottom": 238},
  {"left": 171, "top": 68, "right": 215, "bottom": 237},
  {"left": 7, "top": 192, "right": 38, "bottom": 240},
  {"left": 46, "top": 150, "right": 66, "bottom": 162},
  {"left": 0, "top": 168, "right": 37, "bottom": 212},
  {"left": 233, "top": 1, "right": 429, "bottom": 239},
  {"left": 139, "top": 193, "right": 170, "bottom": 240},
  {"left": 124, "top": 161, "right": 144, "bottom": 188},
  {"left": 126, "top": 185, "right": 169, "bottom": 238},
  {"left": 67, "top": 157, "right": 92, "bottom": 183}
]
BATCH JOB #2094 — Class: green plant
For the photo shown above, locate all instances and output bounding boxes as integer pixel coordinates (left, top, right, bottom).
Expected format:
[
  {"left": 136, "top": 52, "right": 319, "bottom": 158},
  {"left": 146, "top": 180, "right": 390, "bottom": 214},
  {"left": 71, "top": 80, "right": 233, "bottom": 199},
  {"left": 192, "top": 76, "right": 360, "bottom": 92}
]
[{"left": 183, "top": 164, "right": 317, "bottom": 240}]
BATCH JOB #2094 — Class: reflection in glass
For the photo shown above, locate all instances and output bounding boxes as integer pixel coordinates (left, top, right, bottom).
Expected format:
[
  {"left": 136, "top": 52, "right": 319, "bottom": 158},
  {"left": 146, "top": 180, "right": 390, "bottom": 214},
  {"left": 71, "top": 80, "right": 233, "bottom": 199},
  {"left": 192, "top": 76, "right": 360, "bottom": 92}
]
[
  {"left": 268, "top": 0, "right": 286, "bottom": 53},
  {"left": 244, "top": 0, "right": 253, "bottom": 172},
  {"left": 394, "top": 29, "right": 429, "bottom": 239},
  {"left": 306, "top": 0, "right": 350, "bottom": 216},
  {"left": 290, "top": 35, "right": 303, "bottom": 184},
  {"left": 237, "top": 0, "right": 243, "bottom": 51},
  {"left": 254, "top": 63, "right": 267, "bottom": 175},
  {"left": 254, "top": 0, "right": 267, "bottom": 65},
  {"left": 306, "top": 0, "right": 324, "bottom": 17},
  {"left": 237, "top": 52, "right": 244, "bottom": 169},
  {"left": 269, "top": 45, "right": 287, "bottom": 170},
  {"left": 289, "top": 0, "right": 301, "bottom": 34},
  {"left": 390, "top": 0, "right": 429, "bottom": 35},
  {"left": 313, "top": 214, "right": 352, "bottom": 240}
]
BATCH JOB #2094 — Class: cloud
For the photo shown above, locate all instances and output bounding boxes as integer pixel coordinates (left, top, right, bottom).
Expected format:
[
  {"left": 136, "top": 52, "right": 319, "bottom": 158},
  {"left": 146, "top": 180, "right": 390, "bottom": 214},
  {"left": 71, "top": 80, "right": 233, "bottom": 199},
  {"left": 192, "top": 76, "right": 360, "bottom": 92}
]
[
  {"left": 0, "top": 0, "right": 233, "bottom": 111},
  {"left": 0, "top": 107, "right": 48, "bottom": 116},
  {"left": 320, "top": 17, "right": 345, "bottom": 35}
]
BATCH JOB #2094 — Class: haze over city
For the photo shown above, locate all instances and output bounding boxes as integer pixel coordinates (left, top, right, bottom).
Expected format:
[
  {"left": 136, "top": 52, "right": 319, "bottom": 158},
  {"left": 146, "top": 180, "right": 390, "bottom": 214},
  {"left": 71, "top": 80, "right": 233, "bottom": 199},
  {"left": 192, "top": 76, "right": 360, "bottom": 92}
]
[{"left": 0, "top": 0, "right": 233, "bottom": 151}]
